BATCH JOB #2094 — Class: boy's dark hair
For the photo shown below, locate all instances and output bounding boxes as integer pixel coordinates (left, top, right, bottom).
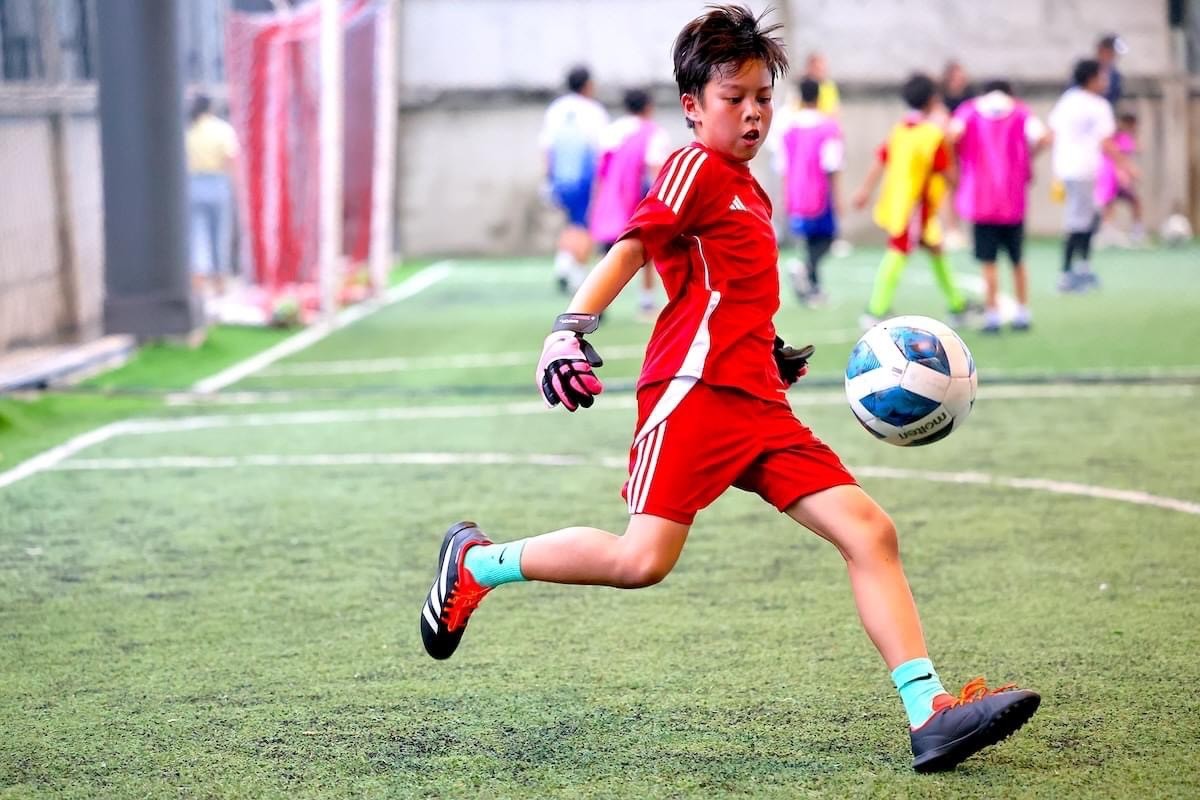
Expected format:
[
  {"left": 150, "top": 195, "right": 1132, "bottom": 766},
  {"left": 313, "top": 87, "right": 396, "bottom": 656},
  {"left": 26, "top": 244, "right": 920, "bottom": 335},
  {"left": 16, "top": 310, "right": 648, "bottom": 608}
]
[
  {"left": 566, "top": 65, "right": 591, "bottom": 94},
  {"left": 624, "top": 88, "right": 651, "bottom": 114},
  {"left": 1118, "top": 110, "right": 1138, "bottom": 125},
  {"left": 189, "top": 94, "right": 212, "bottom": 122},
  {"left": 672, "top": 4, "right": 788, "bottom": 127},
  {"left": 901, "top": 73, "right": 937, "bottom": 110},
  {"left": 1073, "top": 59, "right": 1101, "bottom": 88},
  {"left": 982, "top": 79, "right": 1013, "bottom": 96},
  {"left": 798, "top": 77, "right": 820, "bottom": 104}
]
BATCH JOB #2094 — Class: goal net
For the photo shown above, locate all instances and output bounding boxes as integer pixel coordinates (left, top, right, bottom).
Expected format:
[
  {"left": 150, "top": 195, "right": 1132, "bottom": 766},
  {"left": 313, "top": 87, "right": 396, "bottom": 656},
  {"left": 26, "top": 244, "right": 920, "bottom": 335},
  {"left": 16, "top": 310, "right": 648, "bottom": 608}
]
[{"left": 224, "top": 0, "right": 389, "bottom": 324}]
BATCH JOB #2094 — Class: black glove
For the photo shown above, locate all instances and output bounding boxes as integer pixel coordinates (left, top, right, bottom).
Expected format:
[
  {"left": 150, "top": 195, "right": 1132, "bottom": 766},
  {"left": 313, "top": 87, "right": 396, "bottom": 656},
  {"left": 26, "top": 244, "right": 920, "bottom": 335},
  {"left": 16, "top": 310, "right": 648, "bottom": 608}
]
[{"left": 773, "top": 337, "right": 814, "bottom": 386}]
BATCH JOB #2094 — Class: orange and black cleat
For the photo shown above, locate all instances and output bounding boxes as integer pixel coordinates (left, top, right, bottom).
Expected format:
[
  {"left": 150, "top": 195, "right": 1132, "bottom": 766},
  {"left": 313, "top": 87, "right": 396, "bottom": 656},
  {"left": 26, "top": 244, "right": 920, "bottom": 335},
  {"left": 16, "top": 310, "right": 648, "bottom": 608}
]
[
  {"left": 419, "top": 521, "right": 492, "bottom": 660},
  {"left": 910, "top": 677, "right": 1040, "bottom": 772}
]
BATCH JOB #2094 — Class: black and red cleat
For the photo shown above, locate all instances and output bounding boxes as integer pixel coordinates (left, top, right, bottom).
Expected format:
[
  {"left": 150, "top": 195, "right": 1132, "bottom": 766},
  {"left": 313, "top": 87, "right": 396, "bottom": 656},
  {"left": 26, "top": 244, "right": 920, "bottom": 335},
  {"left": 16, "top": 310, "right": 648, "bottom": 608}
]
[
  {"left": 910, "top": 677, "right": 1040, "bottom": 772},
  {"left": 419, "top": 521, "right": 492, "bottom": 660}
]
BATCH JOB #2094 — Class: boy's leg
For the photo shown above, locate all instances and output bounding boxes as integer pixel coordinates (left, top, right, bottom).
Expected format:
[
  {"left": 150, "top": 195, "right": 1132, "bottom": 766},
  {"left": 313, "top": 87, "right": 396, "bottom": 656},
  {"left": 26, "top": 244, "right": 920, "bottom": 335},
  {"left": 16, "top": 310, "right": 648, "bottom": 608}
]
[
  {"left": 1007, "top": 224, "right": 1031, "bottom": 330},
  {"left": 420, "top": 514, "right": 690, "bottom": 660},
  {"left": 638, "top": 263, "right": 658, "bottom": 316},
  {"left": 1062, "top": 180, "right": 1100, "bottom": 290},
  {"left": 786, "top": 485, "right": 927, "bottom": 669},
  {"left": 925, "top": 245, "right": 967, "bottom": 316},
  {"left": 518, "top": 513, "right": 690, "bottom": 587},
  {"left": 980, "top": 262, "right": 1000, "bottom": 332},
  {"left": 806, "top": 234, "right": 833, "bottom": 297},
  {"left": 786, "top": 484, "right": 1040, "bottom": 771},
  {"left": 866, "top": 244, "right": 908, "bottom": 321},
  {"left": 787, "top": 221, "right": 809, "bottom": 301},
  {"left": 974, "top": 224, "right": 1001, "bottom": 332}
]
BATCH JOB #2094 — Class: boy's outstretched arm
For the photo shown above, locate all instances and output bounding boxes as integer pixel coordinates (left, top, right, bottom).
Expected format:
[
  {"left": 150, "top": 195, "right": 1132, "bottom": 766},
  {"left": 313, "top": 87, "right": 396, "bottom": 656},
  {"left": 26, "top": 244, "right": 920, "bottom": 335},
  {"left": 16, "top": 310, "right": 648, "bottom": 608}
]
[
  {"left": 566, "top": 237, "right": 648, "bottom": 314},
  {"left": 852, "top": 160, "right": 884, "bottom": 209},
  {"left": 537, "top": 237, "right": 648, "bottom": 411}
]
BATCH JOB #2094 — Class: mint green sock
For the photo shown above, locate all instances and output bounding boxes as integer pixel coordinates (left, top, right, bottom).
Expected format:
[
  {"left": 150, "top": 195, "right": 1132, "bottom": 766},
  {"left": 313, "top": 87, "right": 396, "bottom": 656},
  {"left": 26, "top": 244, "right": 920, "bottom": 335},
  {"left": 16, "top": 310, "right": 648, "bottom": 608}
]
[
  {"left": 891, "top": 657, "right": 949, "bottom": 728},
  {"left": 867, "top": 248, "right": 907, "bottom": 317},
  {"left": 463, "top": 540, "right": 528, "bottom": 588},
  {"left": 928, "top": 251, "right": 965, "bottom": 312}
]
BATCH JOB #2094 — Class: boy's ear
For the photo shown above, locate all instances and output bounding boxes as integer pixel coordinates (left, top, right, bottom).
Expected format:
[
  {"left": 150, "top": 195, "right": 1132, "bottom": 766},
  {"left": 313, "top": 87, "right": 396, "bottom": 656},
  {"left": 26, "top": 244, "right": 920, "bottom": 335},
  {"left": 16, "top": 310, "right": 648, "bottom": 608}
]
[{"left": 681, "top": 93, "right": 702, "bottom": 126}]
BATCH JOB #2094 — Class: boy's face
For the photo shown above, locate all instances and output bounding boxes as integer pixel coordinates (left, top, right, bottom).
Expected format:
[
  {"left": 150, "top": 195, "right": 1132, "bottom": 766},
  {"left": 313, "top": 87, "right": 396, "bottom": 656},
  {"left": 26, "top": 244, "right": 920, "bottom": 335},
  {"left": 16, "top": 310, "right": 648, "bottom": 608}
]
[{"left": 682, "top": 59, "right": 773, "bottom": 163}]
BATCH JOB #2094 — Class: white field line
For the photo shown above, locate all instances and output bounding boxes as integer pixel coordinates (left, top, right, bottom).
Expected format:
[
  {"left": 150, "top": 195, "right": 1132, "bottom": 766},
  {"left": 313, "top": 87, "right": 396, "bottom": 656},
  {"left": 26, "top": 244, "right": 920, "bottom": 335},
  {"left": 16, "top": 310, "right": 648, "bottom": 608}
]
[
  {"left": 191, "top": 261, "right": 454, "bottom": 394},
  {"left": 2, "top": 382, "right": 1195, "bottom": 490},
  {"left": 0, "top": 421, "right": 130, "bottom": 489},
  {"left": 254, "top": 329, "right": 866, "bottom": 378},
  {"left": 54, "top": 451, "right": 1200, "bottom": 517},
  {"left": 0, "top": 264, "right": 453, "bottom": 489},
  {"left": 163, "top": 380, "right": 1200, "bottom": 408}
]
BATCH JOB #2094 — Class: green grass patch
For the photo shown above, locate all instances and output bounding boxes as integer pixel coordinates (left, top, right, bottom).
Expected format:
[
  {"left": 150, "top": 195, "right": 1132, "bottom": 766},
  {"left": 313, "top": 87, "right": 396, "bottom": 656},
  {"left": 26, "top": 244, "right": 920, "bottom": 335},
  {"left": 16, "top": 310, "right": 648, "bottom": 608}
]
[
  {"left": 0, "top": 248, "right": 1198, "bottom": 797},
  {"left": 81, "top": 325, "right": 293, "bottom": 392}
]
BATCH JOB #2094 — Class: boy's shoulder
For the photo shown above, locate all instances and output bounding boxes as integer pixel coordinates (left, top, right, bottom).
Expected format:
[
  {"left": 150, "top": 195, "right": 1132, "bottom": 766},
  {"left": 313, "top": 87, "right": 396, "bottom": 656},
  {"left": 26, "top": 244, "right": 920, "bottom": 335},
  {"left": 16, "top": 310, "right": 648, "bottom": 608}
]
[{"left": 649, "top": 144, "right": 745, "bottom": 214}]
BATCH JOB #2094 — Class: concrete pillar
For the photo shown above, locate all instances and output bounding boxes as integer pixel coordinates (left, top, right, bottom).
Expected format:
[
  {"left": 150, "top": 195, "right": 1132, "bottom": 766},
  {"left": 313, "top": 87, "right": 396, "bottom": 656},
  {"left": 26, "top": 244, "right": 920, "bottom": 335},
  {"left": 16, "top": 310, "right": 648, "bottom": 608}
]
[{"left": 97, "top": 0, "right": 202, "bottom": 340}]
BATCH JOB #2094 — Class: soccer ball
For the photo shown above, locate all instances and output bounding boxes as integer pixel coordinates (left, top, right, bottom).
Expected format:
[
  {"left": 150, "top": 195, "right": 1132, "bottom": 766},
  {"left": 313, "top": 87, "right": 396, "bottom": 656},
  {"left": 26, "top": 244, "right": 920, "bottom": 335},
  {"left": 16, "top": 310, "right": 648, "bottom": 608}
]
[
  {"left": 1159, "top": 213, "right": 1194, "bottom": 248},
  {"left": 845, "top": 316, "right": 977, "bottom": 446}
]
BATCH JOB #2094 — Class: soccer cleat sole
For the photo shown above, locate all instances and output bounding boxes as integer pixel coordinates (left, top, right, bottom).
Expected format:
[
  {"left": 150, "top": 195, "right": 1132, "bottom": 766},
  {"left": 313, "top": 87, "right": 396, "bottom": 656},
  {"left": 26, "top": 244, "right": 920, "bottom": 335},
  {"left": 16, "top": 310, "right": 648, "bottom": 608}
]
[{"left": 912, "top": 691, "right": 1041, "bottom": 773}]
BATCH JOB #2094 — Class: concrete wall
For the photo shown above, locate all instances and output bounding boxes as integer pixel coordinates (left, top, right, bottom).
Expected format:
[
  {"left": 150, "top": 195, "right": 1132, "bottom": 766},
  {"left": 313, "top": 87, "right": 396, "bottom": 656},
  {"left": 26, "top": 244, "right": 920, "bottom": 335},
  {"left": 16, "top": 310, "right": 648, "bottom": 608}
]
[
  {"left": 401, "top": 0, "right": 1171, "bottom": 90},
  {"left": 0, "top": 102, "right": 104, "bottom": 352},
  {"left": 396, "top": 0, "right": 1192, "bottom": 256},
  {"left": 397, "top": 88, "right": 1196, "bottom": 256}
]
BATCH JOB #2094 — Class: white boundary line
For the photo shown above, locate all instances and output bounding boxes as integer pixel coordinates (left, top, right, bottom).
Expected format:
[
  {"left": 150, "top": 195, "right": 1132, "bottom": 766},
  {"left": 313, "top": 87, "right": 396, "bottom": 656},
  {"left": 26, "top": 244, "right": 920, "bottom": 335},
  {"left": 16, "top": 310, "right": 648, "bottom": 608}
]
[
  {"left": 3, "top": 382, "right": 1196, "bottom": 490},
  {"left": 0, "top": 421, "right": 131, "bottom": 490},
  {"left": 0, "top": 263, "right": 454, "bottom": 489},
  {"left": 160, "top": 380, "right": 1200, "bottom": 408},
  {"left": 254, "top": 329, "right": 866, "bottom": 378},
  {"left": 52, "top": 451, "right": 1200, "bottom": 516},
  {"left": 190, "top": 261, "right": 454, "bottom": 394}
]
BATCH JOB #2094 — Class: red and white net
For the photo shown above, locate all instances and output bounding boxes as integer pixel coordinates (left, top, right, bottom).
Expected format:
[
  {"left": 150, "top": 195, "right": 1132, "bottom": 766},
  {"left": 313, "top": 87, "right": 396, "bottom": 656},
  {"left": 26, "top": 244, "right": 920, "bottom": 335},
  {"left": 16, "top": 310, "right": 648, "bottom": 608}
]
[{"left": 225, "top": 0, "right": 381, "bottom": 324}]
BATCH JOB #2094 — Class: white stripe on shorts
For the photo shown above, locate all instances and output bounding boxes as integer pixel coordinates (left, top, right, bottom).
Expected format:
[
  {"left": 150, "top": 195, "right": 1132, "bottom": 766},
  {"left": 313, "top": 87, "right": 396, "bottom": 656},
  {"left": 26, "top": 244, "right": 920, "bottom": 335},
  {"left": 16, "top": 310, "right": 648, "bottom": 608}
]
[
  {"left": 633, "top": 422, "right": 667, "bottom": 514},
  {"left": 628, "top": 422, "right": 666, "bottom": 514}
]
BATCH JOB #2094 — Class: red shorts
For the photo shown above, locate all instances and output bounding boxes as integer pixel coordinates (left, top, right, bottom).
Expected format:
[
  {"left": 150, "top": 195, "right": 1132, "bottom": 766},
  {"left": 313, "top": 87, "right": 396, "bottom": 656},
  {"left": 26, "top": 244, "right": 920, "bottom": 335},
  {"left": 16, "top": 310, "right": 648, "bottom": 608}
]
[{"left": 620, "top": 380, "right": 857, "bottom": 525}]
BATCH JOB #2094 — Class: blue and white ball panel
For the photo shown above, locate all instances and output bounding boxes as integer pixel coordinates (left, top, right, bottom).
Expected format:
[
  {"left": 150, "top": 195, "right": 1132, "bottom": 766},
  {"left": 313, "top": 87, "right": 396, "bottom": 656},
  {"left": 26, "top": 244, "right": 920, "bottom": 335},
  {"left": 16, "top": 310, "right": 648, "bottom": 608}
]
[
  {"left": 845, "top": 340, "right": 881, "bottom": 380},
  {"left": 859, "top": 386, "right": 941, "bottom": 427},
  {"left": 886, "top": 315, "right": 975, "bottom": 379},
  {"left": 890, "top": 328, "right": 951, "bottom": 376}
]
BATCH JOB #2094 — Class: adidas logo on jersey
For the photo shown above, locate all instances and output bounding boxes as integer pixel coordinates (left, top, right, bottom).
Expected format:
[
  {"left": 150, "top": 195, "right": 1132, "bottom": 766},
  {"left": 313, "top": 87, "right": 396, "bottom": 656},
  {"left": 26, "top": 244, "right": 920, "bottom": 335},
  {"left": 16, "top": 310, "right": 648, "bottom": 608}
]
[{"left": 729, "top": 195, "right": 748, "bottom": 211}]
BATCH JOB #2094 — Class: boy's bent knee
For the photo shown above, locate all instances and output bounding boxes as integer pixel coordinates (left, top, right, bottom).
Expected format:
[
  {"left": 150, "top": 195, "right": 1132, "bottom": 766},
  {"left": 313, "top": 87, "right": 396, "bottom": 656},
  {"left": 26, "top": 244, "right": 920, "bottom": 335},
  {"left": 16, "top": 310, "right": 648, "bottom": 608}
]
[
  {"left": 614, "top": 555, "right": 673, "bottom": 588},
  {"left": 856, "top": 513, "right": 899, "bottom": 559}
]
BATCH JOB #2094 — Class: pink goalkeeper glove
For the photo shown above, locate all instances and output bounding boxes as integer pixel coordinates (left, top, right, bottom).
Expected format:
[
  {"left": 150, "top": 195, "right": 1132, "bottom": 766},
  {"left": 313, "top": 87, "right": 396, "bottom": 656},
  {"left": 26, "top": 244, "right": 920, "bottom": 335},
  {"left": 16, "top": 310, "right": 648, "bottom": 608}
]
[{"left": 537, "top": 314, "right": 604, "bottom": 411}]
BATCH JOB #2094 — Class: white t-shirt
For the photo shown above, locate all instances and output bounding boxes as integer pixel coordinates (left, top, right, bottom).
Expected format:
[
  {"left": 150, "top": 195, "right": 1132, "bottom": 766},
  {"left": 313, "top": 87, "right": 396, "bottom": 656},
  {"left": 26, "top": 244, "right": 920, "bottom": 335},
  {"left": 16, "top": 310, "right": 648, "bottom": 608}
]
[
  {"left": 538, "top": 93, "right": 609, "bottom": 185},
  {"left": 1048, "top": 87, "right": 1115, "bottom": 181},
  {"left": 186, "top": 113, "right": 239, "bottom": 174}
]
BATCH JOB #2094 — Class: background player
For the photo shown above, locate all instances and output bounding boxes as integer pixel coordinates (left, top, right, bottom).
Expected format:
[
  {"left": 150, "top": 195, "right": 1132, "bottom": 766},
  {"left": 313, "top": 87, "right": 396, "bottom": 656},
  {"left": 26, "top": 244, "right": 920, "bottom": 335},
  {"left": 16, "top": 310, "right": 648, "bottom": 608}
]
[
  {"left": 852, "top": 73, "right": 971, "bottom": 329},
  {"left": 589, "top": 88, "right": 671, "bottom": 320},
  {"left": 948, "top": 79, "right": 1050, "bottom": 332},
  {"left": 540, "top": 65, "right": 610, "bottom": 293}
]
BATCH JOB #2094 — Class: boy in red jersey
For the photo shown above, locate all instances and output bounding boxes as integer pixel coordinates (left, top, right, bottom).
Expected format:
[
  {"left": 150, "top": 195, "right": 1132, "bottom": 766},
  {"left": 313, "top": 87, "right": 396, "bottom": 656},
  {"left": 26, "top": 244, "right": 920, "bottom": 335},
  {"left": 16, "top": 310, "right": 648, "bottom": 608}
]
[{"left": 419, "top": 5, "right": 1039, "bottom": 773}]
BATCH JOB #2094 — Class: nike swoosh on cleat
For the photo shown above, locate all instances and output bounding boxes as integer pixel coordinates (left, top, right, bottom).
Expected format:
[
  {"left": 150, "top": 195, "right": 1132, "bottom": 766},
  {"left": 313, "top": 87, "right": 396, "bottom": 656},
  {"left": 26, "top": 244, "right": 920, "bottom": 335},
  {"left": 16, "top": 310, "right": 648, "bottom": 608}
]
[{"left": 497, "top": 547, "right": 507, "bottom": 564}]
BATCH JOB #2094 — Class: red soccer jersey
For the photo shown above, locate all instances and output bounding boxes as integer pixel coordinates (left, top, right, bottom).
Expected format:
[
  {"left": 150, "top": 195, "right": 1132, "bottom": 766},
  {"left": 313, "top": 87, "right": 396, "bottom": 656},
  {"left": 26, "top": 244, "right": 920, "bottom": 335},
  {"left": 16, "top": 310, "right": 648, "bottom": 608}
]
[{"left": 619, "top": 143, "right": 785, "bottom": 404}]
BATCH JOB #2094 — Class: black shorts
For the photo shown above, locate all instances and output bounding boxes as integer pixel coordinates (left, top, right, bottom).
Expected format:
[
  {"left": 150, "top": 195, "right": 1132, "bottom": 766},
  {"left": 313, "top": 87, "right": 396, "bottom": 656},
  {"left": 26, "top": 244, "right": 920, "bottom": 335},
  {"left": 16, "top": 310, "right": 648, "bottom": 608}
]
[{"left": 973, "top": 222, "right": 1024, "bottom": 265}]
